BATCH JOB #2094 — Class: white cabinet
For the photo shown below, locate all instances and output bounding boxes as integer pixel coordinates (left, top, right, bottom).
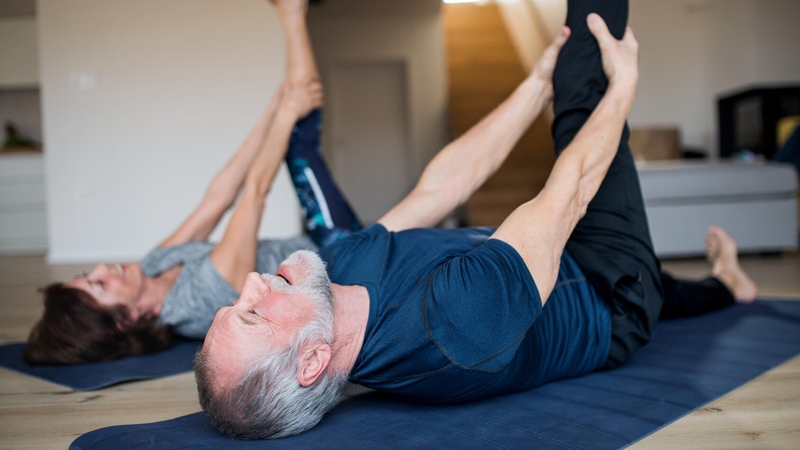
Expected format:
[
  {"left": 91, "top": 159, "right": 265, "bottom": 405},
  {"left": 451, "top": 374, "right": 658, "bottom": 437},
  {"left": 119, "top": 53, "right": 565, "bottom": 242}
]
[
  {"left": 0, "top": 153, "right": 47, "bottom": 254},
  {"left": 0, "top": 18, "right": 39, "bottom": 87}
]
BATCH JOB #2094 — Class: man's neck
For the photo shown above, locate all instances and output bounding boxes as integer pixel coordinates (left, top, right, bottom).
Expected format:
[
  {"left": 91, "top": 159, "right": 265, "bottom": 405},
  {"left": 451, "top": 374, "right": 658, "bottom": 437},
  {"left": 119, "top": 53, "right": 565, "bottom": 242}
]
[{"left": 328, "top": 283, "right": 370, "bottom": 376}]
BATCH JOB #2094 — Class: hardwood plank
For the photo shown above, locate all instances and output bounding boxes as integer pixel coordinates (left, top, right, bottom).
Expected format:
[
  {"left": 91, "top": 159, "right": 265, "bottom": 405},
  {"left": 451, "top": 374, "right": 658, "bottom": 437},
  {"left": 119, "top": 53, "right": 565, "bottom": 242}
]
[{"left": 631, "top": 353, "right": 800, "bottom": 449}]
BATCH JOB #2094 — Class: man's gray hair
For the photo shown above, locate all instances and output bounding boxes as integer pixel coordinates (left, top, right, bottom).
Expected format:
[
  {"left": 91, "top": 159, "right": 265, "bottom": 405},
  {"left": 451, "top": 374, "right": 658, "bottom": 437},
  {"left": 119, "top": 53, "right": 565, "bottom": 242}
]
[
  {"left": 195, "top": 252, "right": 348, "bottom": 439},
  {"left": 195, "top": 329, "right": 348, "bottom": 439}
]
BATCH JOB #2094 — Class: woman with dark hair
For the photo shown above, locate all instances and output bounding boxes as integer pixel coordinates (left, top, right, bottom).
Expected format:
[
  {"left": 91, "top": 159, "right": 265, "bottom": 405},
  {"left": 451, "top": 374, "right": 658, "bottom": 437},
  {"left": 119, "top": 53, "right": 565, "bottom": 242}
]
[{"left": 25, "top": 0, "right": 360, "bottom": 365}]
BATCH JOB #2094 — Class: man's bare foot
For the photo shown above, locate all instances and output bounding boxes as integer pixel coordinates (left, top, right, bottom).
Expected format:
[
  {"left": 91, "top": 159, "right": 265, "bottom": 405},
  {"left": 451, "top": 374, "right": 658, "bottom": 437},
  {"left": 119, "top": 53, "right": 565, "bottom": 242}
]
[{"left": 706, "top": 226, "right": 758, "bottom": 303}]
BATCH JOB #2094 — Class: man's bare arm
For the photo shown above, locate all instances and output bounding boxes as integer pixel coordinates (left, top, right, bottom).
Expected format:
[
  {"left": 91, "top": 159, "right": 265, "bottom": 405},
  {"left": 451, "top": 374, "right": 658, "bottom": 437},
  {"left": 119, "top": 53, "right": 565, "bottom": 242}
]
[
  {"left": 378, "top": 27, "right": 571, "bottom": 232},
  {"left": 491, "top": 14, "right": 640, "bottom": 304}
]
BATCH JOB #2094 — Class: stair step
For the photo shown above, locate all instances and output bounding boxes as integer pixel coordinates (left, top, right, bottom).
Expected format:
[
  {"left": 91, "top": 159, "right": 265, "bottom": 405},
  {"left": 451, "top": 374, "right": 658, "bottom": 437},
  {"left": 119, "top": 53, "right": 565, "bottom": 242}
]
[{"left": 444, "top": 3, "right": 555, "bottom": 226}]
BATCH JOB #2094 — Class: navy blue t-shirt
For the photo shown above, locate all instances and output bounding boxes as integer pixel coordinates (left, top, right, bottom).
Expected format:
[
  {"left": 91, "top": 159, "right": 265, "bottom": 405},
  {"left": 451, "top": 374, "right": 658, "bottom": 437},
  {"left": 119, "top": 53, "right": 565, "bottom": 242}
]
[{"left": 321, "top": 224, "right": 611, "bottom": 404}]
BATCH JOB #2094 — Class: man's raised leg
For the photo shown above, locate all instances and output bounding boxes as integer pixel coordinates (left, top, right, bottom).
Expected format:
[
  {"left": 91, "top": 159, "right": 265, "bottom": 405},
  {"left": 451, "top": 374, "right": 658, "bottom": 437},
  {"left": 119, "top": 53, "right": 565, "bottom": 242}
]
[{"left": 552, "top": 0, "right": 663, "bottom": 368}]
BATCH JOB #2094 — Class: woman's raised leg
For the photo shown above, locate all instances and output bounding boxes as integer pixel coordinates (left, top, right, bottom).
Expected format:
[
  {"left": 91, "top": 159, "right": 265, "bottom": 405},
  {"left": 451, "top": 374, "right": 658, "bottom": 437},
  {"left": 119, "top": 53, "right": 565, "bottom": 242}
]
[{"left": 273, "top": 0, "right": 362, "bottom": 248}]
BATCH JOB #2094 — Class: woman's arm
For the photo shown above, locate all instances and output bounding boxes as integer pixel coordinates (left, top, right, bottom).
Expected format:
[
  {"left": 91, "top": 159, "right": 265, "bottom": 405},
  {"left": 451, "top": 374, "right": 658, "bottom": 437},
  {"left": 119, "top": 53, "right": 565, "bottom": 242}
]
[
  {"left": 210, "top": 82, "right": 322, "bottom": 291},
  {"left": 160, "top": 0, "right": 320, "bottom": 251},
  {"left": 207, "top": 0, "right": 324, "bottom": 290},
  {"left": 158, "top": 90, "right": 284, "bottom": 248}
]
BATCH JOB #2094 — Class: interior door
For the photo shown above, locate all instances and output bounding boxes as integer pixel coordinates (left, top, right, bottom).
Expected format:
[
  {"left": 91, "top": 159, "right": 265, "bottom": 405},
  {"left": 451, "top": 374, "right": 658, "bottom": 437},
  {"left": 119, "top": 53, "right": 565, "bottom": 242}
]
[{"left": 323, "top": 60, "right": 412, "bottom": 224}]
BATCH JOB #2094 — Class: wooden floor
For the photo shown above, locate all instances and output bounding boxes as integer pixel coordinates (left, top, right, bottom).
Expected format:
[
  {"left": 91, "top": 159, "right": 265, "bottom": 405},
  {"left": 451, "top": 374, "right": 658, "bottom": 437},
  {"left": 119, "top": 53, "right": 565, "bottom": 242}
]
[
  {"left": 636, "top": 253, "right": 800, "bottom": 449},
  {"left": 0, "top": 252, "right": 798, "bottom": 449}
]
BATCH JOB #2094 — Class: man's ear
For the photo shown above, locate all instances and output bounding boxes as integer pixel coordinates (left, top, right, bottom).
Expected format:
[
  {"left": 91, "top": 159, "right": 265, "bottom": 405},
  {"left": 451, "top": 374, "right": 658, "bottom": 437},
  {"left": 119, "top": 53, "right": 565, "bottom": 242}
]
[{"left": 297, "top": 341, "right": 332, "bottom": 387}]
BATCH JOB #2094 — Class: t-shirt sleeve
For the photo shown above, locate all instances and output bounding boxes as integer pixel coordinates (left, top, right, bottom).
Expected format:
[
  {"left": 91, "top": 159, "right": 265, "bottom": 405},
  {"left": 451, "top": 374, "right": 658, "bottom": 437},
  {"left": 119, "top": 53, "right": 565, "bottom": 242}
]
[
  {"left": 160, "top": 257, "right": 239, "bottom": 339},
  {"left": 423, "top": 238, "right": 542, "bottom": 372},
  {"left": 139, "top": 246, "right": 175, "bottom": 277}
]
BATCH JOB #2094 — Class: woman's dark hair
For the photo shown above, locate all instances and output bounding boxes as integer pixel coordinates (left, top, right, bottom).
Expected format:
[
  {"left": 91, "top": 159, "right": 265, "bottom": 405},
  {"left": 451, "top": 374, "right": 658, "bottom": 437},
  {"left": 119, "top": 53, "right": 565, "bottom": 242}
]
[{"left": 24, "top": 283, "right": 173, "bottom": 365}]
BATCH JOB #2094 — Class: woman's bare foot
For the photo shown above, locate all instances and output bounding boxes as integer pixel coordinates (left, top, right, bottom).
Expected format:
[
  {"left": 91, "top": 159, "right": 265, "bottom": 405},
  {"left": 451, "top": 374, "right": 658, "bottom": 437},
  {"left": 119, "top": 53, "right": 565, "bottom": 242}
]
[
  {"left": 269, "top": 0, "right": 308, "bottom": 17},
  {"left": 706, "top": 226, "right": 758, "bottom": 303}
]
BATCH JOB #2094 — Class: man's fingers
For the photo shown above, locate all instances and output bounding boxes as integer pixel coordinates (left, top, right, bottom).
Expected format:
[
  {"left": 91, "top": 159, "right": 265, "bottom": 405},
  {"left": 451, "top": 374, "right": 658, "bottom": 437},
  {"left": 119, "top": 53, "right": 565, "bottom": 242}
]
[
  {"left": 622, "top": 26, "right": 638, "bottom": 48},
  {"left": 586, "top": 13, "right": 613, "bottom": 46},
  {"left": 544, "top": 26, "right": 570, "bottom": 58},
  {"left": 538, "top": 25, "right": 570, "bottom": 71},
  {"left": 551, "top": 26, "right": 571, "bottom": 50}
]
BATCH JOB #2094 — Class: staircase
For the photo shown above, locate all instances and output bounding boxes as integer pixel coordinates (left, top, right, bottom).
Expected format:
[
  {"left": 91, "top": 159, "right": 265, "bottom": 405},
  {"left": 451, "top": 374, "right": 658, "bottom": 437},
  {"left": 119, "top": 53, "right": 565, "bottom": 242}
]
[{"left": 443, "top": 2, "right": 555, "bottom": 227}]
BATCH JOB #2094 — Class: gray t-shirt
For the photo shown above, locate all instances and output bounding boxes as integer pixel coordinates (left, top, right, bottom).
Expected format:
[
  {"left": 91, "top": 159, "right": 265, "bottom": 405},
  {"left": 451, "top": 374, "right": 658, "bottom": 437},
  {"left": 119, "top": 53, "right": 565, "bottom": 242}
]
[{"left": 140, "top": 236, "right": 317, "bottom": 339}]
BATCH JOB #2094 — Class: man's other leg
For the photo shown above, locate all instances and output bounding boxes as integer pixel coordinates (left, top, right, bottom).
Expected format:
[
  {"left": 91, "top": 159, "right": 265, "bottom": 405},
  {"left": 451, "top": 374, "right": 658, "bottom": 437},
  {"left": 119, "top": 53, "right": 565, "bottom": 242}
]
[
  {"left": 552, "top": 0, "right": 663, "bottom": 368},
  {"left": 659, "top": 273, "right": 735, "bottom": 319},
  {"left": 660, "top": 225, "right": 757, "bottom": 319}
]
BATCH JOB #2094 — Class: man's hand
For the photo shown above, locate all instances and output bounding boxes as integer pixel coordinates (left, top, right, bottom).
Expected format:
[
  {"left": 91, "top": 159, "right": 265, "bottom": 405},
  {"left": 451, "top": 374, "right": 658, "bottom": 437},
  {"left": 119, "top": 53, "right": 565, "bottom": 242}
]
[
  {"left": 531, "top": 26, "right": 571, "bottom": 100},
  {"left": 587, "top": 13, "right": 639, "bottom": 95},
  {"left": 281, "top": 79, "right": 323, "bottom": 119}
]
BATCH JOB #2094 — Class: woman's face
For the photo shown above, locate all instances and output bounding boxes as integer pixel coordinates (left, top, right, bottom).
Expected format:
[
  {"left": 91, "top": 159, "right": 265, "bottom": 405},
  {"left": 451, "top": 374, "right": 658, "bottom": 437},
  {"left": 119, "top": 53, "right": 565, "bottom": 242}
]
[{"left": 65, "top": 262, "right": 145, "bottom": 310}]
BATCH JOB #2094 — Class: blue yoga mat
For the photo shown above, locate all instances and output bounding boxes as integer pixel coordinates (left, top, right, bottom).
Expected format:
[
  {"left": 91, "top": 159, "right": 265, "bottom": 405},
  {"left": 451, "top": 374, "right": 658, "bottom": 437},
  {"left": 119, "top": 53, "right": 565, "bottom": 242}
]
[
  {"left": 71, "top": 300, "right": 800, "bottom": 449},
  {"left": 0, "top": 339, "right": 201, "bottom": 391}
]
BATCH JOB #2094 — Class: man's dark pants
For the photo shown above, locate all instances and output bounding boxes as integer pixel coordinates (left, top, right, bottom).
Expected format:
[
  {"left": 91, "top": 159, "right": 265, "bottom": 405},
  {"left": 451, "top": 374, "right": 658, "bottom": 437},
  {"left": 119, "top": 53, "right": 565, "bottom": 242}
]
[{"left": 551, "top": 0, "right": 663, "bottom": 368}]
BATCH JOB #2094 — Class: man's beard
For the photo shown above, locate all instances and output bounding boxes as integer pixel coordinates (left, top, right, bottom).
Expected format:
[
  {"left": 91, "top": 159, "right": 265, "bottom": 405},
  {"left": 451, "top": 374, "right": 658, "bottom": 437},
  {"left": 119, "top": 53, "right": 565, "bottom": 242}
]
[{"left": 263, "top": 250, "right": 334, "bottom": 345}]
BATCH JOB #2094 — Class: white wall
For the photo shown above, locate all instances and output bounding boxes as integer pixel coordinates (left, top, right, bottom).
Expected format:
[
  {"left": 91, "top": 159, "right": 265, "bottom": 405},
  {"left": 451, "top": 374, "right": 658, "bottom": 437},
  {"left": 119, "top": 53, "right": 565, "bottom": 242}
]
[
  {"left": 39, "top": 0, "right": 301, "bottom": 262},
  {"left": 497, "top": 1, "right": 547, "bottom": 73},
  {"left": 629, "top": 0, "right": 800, "bottom": 155},
  {"left": 748, "top": 1, "right": 800, "bottom": 85},
  {"left": 496, "top": 0, "right": 800, "bottom": 156},
  {"left": 628, "top": 0, "right": 710, "bottom": 150},
  {"left": 0, "top": 17, "right": 39, "bottom": 87},
  {"left": 308, "top": 0, "right": 448, "bottom": 180},
  {"left": 530, "top": 0, "right": 568, "bottom": 41},
  {"left": 497, "top": 0, "right": 566, "bottom": 73},
  {"left": 38, "top": 0, "right": 447, "bottom": 263}
]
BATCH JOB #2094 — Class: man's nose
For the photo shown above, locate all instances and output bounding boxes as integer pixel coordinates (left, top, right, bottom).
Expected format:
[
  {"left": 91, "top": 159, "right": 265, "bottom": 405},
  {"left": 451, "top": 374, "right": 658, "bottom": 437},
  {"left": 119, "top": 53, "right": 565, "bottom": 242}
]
[{"left": 241, "top": 272, "right": 270, "bottom": 299}]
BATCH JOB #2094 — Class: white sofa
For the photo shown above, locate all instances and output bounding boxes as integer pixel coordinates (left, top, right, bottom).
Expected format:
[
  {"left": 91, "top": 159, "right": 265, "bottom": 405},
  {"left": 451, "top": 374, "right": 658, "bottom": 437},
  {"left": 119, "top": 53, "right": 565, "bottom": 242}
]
[{"left": 636, "top": 160, "right": 799, "bottom": 257}]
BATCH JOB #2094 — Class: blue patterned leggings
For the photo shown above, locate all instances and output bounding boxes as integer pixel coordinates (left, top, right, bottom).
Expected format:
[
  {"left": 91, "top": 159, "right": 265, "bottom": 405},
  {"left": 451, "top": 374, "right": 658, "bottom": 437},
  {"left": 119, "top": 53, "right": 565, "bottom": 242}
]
[{"left": 285, "top": 110, "right": 362, "bottom": 249}]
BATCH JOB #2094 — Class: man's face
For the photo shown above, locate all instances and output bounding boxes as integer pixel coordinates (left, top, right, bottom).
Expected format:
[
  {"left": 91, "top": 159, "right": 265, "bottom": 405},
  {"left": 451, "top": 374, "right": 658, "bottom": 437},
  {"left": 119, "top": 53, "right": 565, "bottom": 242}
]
[{"left": 202, "top": 251, "right": 333, "bottom": 390}]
